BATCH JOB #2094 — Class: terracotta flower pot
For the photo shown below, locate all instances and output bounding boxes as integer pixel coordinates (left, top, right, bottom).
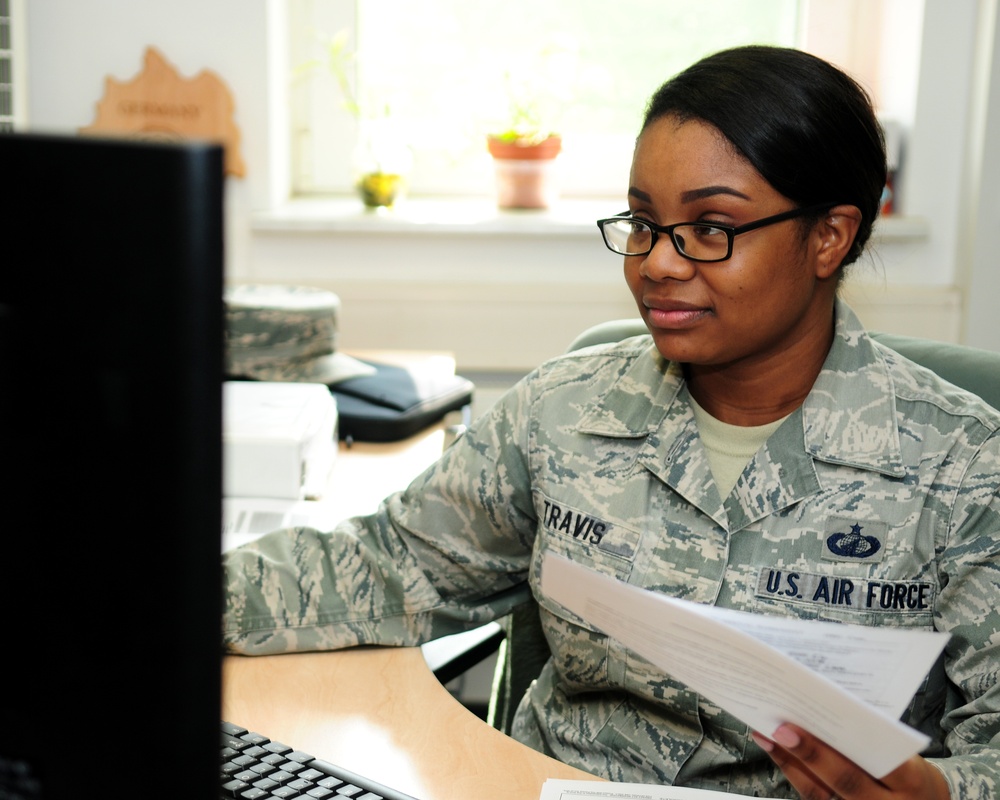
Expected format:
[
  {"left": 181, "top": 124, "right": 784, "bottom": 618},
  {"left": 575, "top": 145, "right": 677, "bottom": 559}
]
[
  {"left": 486, "top": 134, "right": 562, "bottom": 209},
  {"left": 486, "top": 134, "right": 562, "bottom": 160}
]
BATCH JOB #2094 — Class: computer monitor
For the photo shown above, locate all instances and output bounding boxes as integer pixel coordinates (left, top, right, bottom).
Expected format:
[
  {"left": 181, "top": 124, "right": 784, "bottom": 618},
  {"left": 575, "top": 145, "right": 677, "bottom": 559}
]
[{"left": 0, "top": 133, "right": 224, "bottom": 799}]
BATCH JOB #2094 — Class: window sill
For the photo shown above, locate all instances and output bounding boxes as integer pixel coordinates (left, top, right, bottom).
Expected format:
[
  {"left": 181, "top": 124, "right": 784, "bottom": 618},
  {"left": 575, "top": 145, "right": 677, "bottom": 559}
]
[
  {"left": 252, "top": 196, "right": 614, "bottom": 236},
  {"left": 253, "top": 196, "right": 930, "bottom": 242},
  {"left": 873, "top": 214, "right": 930, "bottom": 241}
]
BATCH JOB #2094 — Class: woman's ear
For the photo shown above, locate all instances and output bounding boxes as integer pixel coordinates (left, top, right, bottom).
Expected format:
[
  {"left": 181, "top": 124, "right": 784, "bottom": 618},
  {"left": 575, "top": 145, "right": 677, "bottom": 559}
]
[{"left": 813, "top": 204, "right": 862, "bottom": 279}]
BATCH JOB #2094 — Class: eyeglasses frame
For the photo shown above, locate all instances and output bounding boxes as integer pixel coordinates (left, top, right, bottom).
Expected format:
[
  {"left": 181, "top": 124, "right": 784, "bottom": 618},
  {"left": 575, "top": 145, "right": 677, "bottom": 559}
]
[{"left": 596, "top": 201, "right": 838, "bottom": 262}]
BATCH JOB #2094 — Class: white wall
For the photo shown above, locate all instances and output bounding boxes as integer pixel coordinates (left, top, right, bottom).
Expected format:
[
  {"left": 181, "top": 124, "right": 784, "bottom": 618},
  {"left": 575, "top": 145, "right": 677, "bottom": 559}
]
[
  {"left": 22, "top": 0, "right": 1000, "bottom": 371},
  {"left": 962, "top": 0, "right": 1000, "bottom": 348},
  {"left": 23, "top": 0, "right": 282, "bottom": 285}
]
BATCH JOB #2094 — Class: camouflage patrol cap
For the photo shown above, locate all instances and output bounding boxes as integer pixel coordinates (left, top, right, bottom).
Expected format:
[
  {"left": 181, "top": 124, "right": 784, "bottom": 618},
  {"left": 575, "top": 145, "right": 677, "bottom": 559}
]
[{"left": 224, "top": 284, "right": 376, "bottom": 384}]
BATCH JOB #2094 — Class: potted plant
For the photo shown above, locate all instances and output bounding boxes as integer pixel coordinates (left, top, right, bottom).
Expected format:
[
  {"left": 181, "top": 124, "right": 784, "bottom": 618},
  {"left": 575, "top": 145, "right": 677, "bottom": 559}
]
[
  {"left": 352, "top": 108, "right": 412, "bottom": 208},
  {"left": 486, "top": 131, "right": 562, "bottom": 210},
  {"left": 486, "top": 82, "right": 564, "bottom": 209},
  {"left": 298, "top": 29, "right": 412, "bottom": 209}
]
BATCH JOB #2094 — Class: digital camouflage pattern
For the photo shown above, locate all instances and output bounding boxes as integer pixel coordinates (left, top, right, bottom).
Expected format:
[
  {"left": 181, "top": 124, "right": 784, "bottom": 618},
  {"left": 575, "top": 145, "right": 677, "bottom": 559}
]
[
  {"left": 224, "top": 284, "right": 374, "bottom": 384},
  {"left": 223, "top": 300, "right": 1000, "bottom": 799}
]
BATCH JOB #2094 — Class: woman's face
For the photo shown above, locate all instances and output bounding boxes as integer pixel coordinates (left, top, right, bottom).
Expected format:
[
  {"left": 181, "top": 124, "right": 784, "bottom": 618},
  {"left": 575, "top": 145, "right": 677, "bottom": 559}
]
[{"left": 624, "top": 115, "right": 837, "bottom": 370}]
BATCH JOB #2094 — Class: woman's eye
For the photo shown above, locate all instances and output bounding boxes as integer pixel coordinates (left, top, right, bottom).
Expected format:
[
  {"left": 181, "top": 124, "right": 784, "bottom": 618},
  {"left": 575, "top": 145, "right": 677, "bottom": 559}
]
[{"left": 690, "top": 223, "right": 726, "bottom": 237}]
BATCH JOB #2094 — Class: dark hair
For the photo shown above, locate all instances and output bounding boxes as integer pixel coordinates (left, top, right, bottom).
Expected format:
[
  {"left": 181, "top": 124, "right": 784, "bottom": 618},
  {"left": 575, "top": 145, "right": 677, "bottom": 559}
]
[{"left": 642, "top": 45, "right": 887, "bottom": 267}]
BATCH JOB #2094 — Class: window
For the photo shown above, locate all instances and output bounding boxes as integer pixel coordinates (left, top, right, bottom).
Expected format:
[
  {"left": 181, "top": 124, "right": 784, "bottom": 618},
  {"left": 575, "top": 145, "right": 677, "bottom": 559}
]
[
  {"left": 0, "top": 0, "right": 27, "bottom": 132},
  {"left": 289, "top": 0, "right": 802, "bottom": 200}
]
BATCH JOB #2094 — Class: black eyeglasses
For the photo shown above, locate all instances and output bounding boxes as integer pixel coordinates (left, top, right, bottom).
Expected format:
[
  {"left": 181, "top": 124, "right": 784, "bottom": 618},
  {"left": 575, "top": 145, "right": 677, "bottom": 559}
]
[{"left": 596, "top": 202, "right": 836, "bottom": 262}]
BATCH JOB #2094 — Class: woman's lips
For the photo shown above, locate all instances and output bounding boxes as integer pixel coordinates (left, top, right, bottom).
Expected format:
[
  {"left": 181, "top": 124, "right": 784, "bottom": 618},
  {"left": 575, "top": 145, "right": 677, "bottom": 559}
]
[{"left": 644, "top": 303, "right": 711, "bottom": 329}]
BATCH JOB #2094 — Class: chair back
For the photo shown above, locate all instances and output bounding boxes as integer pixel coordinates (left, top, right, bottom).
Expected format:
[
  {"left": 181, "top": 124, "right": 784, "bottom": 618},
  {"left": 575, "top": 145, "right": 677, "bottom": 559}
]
[{"left": 567, "top": 320, "right": 1000, "bottom": 410}]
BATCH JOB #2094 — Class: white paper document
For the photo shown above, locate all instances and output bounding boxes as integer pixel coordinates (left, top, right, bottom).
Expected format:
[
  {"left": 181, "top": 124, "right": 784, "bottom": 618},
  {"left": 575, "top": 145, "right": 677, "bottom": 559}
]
[
  {"left": 222, "top": 497, "right": 338, "bottom": 552},
  {"left": 539, "top": 778, "right": 779, "bottom": 800},
  {"left": 540, "top": 552, "right": 949, "bottom": 779}
]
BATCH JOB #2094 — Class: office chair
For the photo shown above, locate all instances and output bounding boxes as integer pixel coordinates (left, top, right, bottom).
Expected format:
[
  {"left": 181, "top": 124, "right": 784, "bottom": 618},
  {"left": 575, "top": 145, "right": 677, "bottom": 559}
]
[{"left": 484, "top": 318, "right": 1000, "bottom": 735}]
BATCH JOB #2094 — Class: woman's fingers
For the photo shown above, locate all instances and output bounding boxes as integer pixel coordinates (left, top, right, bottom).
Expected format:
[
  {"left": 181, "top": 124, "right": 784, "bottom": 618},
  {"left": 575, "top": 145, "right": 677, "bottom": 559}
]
[{"left": 752, "top": 725, "right": 951, "bottom": 800}]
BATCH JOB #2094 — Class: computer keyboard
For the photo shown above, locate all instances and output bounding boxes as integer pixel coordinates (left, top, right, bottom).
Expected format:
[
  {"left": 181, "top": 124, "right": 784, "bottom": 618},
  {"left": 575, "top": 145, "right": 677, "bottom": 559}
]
[{"left": 220, "top": 721, "right": 420, "bottom": 800}]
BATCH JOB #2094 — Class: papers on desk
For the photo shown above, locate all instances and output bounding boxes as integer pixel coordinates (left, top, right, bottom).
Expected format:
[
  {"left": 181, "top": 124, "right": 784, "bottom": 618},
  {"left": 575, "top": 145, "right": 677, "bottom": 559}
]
[
  {"left": 540, "top": 552, "right": 949, "bottom": 779},
  {"left": 540, "top": 779, "right": 779, "bottom": 800},
  {"left": 223, "top": 381, "right": 338, "bottom": 500},
  {"left": 222, "top": 497, "right": 338, "bottom": 552}
]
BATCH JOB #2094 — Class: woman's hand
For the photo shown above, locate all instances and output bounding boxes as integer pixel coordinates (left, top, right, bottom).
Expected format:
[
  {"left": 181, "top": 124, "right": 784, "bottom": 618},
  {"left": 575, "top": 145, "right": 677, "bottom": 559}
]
[{"left": 751, "top": 724, "right": 950, "bottom": 800}]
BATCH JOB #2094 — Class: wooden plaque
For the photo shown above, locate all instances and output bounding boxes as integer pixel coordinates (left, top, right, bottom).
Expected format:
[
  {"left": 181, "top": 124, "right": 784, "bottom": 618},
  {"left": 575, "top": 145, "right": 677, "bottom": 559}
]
[{"left": 81, "top": 46, "right": 246, "bottom": 177}]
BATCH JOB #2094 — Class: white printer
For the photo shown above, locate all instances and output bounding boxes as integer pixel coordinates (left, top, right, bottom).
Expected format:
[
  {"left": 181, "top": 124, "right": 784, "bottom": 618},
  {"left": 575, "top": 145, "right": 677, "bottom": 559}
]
[{"left": 223, "top": 381, "right": 338, "bottom": 500}]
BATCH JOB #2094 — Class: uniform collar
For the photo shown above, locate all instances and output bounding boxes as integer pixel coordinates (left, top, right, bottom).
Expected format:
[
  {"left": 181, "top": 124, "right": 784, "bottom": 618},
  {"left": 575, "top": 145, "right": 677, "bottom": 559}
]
[
  {"left": 801, "top": 299, "right": 906, "bottom": 478},
  {"left": 575, "top": 345, "right": 682, "bottom": 437},
  {"left": 574, "top": 299, "right": 906, "bottom": 479}
]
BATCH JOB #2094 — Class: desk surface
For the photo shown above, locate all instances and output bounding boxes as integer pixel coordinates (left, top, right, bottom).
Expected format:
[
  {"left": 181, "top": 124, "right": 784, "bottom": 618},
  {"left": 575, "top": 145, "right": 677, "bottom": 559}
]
[
  {"left": 321, "top": 349, "right": 463, "bottom": 521},
  {"left": 223, "top": 648, "right": 601, "bottom": 799}
]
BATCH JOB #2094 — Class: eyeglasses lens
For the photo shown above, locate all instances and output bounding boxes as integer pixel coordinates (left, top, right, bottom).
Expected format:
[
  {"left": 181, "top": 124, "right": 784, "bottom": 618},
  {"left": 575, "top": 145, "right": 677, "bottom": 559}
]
[
  {"left": 605, "top": 219, "right": 651, "bottom": 255},
  {"left": 673, "top": 224, "right": 729, "bottom": 260}
]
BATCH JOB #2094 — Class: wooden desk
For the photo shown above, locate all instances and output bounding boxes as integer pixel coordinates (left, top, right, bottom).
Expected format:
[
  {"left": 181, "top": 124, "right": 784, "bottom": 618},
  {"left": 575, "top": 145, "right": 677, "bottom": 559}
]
[
  {"left": 224, "top": 352, "right": 601, "bottom": 797},
  {"left": 222, "top": 648, "right": 601, "bottom": 800},
  {"left": 321, "top": 348, "right": 465, "bottom": 521},
  {"left": 324, "top": 424, "right": 449, "bottom": 519}
]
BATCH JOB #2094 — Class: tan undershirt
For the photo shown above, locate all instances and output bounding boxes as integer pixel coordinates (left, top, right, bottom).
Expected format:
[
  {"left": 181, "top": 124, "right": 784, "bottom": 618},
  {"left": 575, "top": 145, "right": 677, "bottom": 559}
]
[{"left": 688, "top": 395, "right": 789, "bottom": 496}]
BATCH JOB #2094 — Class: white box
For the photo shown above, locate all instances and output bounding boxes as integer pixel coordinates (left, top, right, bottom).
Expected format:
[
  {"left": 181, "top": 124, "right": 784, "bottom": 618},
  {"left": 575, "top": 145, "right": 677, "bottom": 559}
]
[{"left": 223, "top": 381, "right": 338, "bottom": 500}]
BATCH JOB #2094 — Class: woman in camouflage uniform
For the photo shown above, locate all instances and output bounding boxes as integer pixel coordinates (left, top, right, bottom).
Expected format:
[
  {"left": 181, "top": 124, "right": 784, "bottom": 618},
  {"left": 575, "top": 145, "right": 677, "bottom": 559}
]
[{"left": 224, "top": 46, "right": 1000, "bottom": 799}]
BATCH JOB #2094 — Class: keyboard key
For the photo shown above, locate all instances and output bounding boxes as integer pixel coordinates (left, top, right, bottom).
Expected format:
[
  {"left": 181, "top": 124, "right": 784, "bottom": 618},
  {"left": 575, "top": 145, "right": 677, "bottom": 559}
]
[
  {"left": 220, "top": 777, "right": 250, "bottom": 798},
  {"left": 222, "top": 722, "right": 248, "bottom": 737},
  {"left": 287, "top": 777, "right": 314, "bottom": 793},
  {"left": 249, "top": 762, "right": 277, "bottom": 778}
]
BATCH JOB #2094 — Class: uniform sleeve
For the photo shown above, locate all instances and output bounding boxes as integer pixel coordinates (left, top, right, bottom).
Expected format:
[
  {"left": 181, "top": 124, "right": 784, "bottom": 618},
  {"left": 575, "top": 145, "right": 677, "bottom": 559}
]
[
  {"left": 222, "top": 373, "right": 540, "bottom": 655},
  {"left": 928, "top": 430, "right": 1000, "bottom": 799}
]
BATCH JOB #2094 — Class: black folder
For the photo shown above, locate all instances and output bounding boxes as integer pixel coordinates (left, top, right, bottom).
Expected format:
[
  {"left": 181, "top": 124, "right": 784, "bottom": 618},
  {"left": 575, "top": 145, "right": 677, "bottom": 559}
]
[{"left": 330, "top": 359, "right": 474, "bottom": 443}]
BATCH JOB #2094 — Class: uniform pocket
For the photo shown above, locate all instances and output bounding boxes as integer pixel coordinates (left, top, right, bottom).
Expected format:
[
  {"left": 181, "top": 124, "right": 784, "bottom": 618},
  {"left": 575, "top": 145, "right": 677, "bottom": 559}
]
[{"left": 532, "top": 490, "right": 638, "bottom": 629}]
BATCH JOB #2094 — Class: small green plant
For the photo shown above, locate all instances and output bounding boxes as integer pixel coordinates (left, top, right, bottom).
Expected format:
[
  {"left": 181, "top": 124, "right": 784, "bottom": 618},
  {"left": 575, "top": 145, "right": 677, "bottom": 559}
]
[
  {"left": 296, "top": 28, "right": 362, "bottom": 119},
  {"left": 489, "top": 68, "right": 559, "bottom": 144},
  {"left": 487, "top": 33, "right": 580, "bottom": 144},
  {"left": 491, "top": 76, "right": 556, "bottom": 143}
]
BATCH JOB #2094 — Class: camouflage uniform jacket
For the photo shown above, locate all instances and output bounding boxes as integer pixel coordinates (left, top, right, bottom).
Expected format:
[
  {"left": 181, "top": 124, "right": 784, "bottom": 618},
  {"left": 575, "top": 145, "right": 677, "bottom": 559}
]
[{"left": 223, "top": 301, "right": 1000, "bottom": 798}]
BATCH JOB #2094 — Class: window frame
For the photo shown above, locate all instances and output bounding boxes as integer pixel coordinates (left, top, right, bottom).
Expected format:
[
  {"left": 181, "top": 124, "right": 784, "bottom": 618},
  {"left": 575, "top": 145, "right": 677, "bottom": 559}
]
[
  {"left": 0, "top": 0, "right": 28, "bottom": 132},
  {"left": 286, "top": 0, "right": 917, "bottom": 203}
]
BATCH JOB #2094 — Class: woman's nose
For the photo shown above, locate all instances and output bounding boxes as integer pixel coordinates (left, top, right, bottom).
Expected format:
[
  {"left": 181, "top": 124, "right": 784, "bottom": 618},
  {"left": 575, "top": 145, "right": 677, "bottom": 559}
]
[{"left": 638, "top": 235, "right": 698, "bottom": 281}]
